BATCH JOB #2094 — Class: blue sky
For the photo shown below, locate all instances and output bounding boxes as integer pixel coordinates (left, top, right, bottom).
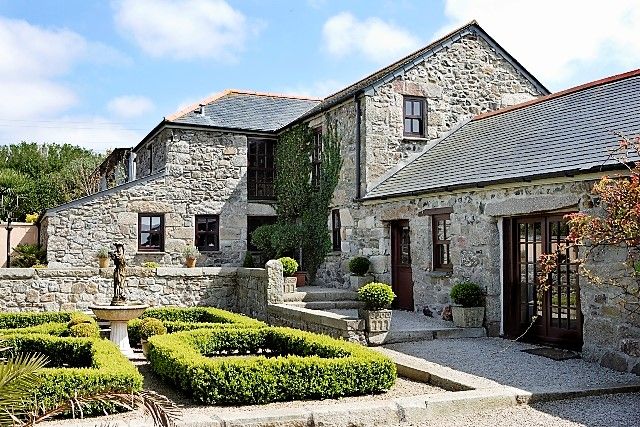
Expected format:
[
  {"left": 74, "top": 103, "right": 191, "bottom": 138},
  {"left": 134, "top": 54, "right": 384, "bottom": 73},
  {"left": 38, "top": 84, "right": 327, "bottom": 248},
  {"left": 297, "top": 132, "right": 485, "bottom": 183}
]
[{"left": 1, "top": 0, "right": 639, "bottom": 152}]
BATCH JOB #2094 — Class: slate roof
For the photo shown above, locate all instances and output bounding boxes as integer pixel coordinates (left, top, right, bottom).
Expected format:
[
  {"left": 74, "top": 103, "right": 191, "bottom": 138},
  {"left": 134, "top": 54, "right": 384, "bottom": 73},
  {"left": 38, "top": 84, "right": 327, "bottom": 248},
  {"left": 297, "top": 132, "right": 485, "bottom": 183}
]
[
  {"left": 166, "top": 90, "right": 320, "bottom": 132},
  {"left": 294, "top": 21, "right": 549, "bottom": 123},
  {"left": 365, "top": 69, "right": 640, "bottom": 200}
]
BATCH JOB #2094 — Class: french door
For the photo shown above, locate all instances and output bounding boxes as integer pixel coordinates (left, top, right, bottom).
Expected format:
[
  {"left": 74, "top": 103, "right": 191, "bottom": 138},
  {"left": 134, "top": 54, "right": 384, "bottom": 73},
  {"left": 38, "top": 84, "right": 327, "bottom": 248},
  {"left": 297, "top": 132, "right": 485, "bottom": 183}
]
[
  {"left": 391, "top": 220, "right": 414, "bottom": 311},
  {"left": 503, "top": 215, "right": 583, "bottom": 349}
]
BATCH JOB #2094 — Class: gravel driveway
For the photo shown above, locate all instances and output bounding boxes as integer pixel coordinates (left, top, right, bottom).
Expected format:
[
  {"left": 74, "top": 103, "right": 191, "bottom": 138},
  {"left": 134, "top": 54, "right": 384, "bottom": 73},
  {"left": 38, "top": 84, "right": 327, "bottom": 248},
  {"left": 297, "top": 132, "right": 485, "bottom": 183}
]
[{"left": 386, "top": 338, "right": 639, "bottom": 392}]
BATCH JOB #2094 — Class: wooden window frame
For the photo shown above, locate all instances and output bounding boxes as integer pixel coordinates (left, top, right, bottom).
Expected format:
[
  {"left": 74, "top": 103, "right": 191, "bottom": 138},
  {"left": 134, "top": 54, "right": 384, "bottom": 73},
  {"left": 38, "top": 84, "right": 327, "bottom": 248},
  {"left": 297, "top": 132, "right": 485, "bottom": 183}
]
[
  {"left": 403, "top": 96, "right": 426, "bottom": 137},
  {"left": 432, "top": 212, "right": 452, "bottom": 271},
  {"left": 247, "top": 138, "right": 276, "bottom": 200},
  {"left": 311, "top": 128, "right": 322, "bottom": 189},
  {"left": 138, "top": 213, "right": 165, "bottom": 252},
  {"left": 195, "top": 215, "right": 220, "bottom": 252},
  {"left": 331, "top": 209, "right": 341, "bottom": 252}
]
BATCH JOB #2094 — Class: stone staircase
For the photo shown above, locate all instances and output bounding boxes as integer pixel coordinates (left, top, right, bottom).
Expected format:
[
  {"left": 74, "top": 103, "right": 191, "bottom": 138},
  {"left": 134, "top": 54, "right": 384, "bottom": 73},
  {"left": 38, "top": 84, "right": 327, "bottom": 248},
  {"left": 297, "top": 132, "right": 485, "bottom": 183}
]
[{"left": 283, "top": 286, "right": 363, "bottom": 310}]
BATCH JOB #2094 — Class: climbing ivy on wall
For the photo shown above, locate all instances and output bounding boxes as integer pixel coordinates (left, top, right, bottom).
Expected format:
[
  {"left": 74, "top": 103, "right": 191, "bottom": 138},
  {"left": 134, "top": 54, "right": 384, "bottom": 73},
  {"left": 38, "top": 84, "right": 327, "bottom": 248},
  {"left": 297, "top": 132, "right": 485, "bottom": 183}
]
[{"left": 251, "top": 121, "right": 342, "bottom": 281}]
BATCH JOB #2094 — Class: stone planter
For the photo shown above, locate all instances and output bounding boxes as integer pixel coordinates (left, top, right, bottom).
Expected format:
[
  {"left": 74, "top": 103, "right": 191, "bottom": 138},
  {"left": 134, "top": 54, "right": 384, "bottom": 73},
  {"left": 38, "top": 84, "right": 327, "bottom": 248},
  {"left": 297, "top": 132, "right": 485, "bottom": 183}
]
[
  {"left": 185, "top": 257, "right": 197, "bottom": 268},
  {"left": 98, "top": 257, "right": 109, "bottom": 269},
  {"left": 358, "top": 308, "right": 392, "bottom": 332},
  {"left": 283, "top": 276, "right": 297, "bottom": 293},
  {"left": 451, "top": 306, "right": 484, "bottom": 328},
  {"left": 294, "top": 271, "right": 307, "bottom": 287},
  {"left": 349, "top": 274, "right": 374, "bottom": 290},
  {"left": 141, "top": 339, "right": 150, "bottom": 357}
]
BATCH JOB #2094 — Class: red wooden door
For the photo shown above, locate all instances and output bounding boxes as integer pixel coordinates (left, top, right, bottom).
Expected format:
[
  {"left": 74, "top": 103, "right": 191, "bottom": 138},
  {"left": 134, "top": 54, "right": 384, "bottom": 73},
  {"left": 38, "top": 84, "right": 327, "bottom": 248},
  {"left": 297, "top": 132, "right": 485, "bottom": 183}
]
[{"left": 391, "top": 220, "right": 414, "bottom": 311}]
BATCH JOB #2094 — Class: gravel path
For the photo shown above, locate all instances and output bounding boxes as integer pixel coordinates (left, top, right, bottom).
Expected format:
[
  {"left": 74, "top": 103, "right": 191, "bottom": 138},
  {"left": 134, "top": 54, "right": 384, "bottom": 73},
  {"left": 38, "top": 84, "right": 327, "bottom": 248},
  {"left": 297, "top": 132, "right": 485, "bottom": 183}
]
[
  {"left": 391, "top": 393, "right": 640, "bottom": 427},
  {"left": 386, "top": 338, "right": 640, "bottom": 391}
]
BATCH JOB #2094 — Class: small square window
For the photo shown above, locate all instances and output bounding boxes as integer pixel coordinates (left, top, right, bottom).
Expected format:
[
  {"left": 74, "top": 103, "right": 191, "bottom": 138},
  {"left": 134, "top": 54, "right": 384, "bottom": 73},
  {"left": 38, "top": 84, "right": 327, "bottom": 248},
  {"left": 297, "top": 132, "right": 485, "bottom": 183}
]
[
  {"left": 195, "top": 215, "right": 219, "bottom": 252},
  {"left": 138, "top": 213, "right": 164, "bottom": 252},
  {"left": 403, "top": 97, "right": 426, "bottom": 137},
  {"left": 432, "top": 213, "right": 452, "bottom": 271},
  {"left": 331, "top": 209, "right": 341, "bottom": 251}
]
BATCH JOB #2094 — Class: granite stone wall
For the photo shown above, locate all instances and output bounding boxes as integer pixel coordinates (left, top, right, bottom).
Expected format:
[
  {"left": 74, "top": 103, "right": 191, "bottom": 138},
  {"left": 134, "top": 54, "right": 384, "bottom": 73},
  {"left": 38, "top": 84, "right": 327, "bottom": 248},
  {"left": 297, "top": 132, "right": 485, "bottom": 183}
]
[{"left": 45, "top": 128, "right": 275, "bottom": 268}]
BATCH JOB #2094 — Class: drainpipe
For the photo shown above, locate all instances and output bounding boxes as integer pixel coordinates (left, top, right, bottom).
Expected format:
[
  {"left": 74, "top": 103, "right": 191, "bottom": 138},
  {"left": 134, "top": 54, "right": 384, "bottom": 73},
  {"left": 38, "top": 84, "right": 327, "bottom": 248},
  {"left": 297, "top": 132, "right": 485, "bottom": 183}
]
[{"left": 354, "top": 94, "right": 362, "bottom": 200}]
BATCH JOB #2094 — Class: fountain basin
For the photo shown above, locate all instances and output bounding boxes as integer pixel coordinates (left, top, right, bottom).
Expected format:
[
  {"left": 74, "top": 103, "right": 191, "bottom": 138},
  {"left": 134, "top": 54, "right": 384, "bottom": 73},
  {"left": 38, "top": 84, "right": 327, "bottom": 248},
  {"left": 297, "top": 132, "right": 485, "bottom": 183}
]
[{"left": 90, "top": 304, "right": 148, "bottom": 358}]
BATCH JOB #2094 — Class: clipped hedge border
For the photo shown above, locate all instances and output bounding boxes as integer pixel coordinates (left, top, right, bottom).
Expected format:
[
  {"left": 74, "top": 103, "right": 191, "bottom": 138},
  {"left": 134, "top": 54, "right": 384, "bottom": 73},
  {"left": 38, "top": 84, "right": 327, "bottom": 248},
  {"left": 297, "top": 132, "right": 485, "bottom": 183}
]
[
  {"left": 0, "top": 311, "right": 100, "bottom": 338},
  {"left": 148, "top": 327, "right": 396, "bottom": 404},
  {"left": 128, "top": 307, "right": 266, "bottom": 345},
  {"left": 0, "top": 333, "right": 143, "bottom": 413}
]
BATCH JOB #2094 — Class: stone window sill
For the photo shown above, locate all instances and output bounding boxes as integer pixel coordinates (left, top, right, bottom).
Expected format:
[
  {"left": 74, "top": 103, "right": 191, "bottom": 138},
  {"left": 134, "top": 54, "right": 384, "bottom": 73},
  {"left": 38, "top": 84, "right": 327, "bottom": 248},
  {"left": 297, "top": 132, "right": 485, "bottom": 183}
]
[
  {"left": 200, "top": 251, "right": 222, "bottom": 255},
  {"left": 426, "top": 270, "right": 453, "bottom": 278},
  {"left": 402, "top": 136, "right": 429, "bottom": 143},
  {"left": 135, "top": 251, "right": 166, "bottom": 256}
]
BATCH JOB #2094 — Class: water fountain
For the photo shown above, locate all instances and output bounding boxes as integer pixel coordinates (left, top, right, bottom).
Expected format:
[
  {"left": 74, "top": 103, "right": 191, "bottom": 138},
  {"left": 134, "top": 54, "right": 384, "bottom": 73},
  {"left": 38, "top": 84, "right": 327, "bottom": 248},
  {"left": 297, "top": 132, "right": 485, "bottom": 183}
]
[{"left": 89, "top": 243, "right": 147, "bottom": 358}]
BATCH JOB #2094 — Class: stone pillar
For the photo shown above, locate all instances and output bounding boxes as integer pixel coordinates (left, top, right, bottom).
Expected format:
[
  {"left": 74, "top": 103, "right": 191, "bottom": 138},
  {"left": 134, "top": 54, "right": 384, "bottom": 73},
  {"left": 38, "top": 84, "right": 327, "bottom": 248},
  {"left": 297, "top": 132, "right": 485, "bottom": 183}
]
[{"left": 266, "top": 259, "right": 284, "bottom": 304}]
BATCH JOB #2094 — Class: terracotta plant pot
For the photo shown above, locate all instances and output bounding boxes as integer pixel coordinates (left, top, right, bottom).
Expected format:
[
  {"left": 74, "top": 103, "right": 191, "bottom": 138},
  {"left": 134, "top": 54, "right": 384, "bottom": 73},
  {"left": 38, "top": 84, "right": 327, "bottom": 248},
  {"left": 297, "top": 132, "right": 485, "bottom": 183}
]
[
  {"left": 98, "top": 257, "right": 109, "bottom": 269},
  {"left": 293, "top": 271, "right": 307, "bottom": 286},
  {"left": 186, "top": 257, "right": 197, "bottom": 268}
]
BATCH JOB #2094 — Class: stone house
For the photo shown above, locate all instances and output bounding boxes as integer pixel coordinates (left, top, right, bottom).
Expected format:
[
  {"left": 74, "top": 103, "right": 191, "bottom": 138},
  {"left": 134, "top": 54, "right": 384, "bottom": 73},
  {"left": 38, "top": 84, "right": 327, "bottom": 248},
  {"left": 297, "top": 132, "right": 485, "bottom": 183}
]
[{"left": 42, "top": 21, "right": 639, "bottom": 371}]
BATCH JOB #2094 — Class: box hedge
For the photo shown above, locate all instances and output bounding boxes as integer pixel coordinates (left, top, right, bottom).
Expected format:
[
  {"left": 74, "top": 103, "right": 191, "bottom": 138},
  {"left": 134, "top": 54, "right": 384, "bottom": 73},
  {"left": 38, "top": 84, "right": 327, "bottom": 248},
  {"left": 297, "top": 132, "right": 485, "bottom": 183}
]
[
  {"left": 148, "top": 327, "right": 396, "bottom": 404},
  {"left": 0, "top": 334, "right": 143, "bottom": 413},
  {"left": 0, "top": 311, "right": 100, "bottom": 338},
  {"left": 128, "top": 307, "right": 266, "bottom": 345}
]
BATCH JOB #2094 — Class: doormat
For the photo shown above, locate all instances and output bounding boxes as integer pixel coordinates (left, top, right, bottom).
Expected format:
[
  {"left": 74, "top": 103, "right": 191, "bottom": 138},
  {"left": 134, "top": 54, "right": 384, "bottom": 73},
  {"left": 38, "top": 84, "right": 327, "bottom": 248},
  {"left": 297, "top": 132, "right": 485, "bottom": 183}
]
[{"left": 521, "top": 347, "right": 580, "bottom": 361}]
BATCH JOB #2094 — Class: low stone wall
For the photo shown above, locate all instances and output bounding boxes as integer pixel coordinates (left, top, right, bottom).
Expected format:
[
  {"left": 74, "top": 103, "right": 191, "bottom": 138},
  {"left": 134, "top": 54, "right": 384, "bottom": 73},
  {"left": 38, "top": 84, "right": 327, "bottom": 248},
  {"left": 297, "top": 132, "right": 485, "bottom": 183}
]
[
  {"left": 266, "top": 304, "right": 366, "bottom": 345},
  {"left": 0, "top": 265, "right": 279, "bottom": 317}
]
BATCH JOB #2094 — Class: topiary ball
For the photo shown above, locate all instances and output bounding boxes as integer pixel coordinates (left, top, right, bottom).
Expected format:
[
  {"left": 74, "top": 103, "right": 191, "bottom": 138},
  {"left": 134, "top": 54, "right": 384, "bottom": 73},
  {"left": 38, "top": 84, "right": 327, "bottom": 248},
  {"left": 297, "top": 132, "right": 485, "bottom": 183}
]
[
  {"left": 450, "top": 282, "right": 484, "bottom": 308},
  {"left": 68, "top": 322, "right": 100, "bottom": 338},
  {"left": 278, "top": 257, "right": 299, "bottom": 277},
  {"left": 357, "top": 282, "right": 396, "bottom": 310},
  {"left": 139, "top": 318, "right": 167, "bottom": 340},
  {"left": 349, "top": 257, "right": 371, "bottom": 276}
]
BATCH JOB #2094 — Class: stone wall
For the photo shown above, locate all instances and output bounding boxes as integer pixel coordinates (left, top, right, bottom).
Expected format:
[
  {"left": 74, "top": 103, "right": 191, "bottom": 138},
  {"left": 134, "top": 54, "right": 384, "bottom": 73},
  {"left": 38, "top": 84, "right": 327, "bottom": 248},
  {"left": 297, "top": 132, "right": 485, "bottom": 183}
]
[
  {"left": 45, "top": 128, "right": 275, "bottom": 268},
  {"left": 135, "top": 132, "right": 168, "bottom": 179},
  {"left": 0, "top": 265, "right": 279, "bottom": 320}
]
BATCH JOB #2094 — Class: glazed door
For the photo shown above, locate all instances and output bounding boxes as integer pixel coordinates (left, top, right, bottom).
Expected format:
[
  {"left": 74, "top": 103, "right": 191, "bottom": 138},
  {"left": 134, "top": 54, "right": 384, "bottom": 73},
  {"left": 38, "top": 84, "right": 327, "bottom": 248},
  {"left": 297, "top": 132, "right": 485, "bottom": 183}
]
[
  {"left": 391, "top": 220, "right": 414, "bottom": 310},
  {"left": 503, "top": 215, "right": 583, "bottom": 349}
]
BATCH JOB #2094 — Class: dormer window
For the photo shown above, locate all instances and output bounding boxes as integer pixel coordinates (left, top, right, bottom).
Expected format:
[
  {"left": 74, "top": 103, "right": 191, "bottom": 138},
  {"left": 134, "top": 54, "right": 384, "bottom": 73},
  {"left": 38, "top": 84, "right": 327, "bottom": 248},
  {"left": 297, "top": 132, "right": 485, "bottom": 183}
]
[{"left": 403, "top": 97, "right": 425, "bottom": 137}]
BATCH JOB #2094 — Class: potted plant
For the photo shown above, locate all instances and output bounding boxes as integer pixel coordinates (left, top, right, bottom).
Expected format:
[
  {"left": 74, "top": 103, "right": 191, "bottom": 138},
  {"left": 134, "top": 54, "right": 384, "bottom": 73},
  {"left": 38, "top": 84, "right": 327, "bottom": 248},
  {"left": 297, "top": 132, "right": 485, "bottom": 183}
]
[
  {"left": 183, "top": 245, "right": 200, "bottom": 268},
  {"left": 139, "top": 317, "right": 167, "bottom": 357},
  {"left": 450, "top": 281, "right": 485, "bottom": 327},
  {"left": 279, "top": 256, "right": 299, "bottom": 293},
  {"left": 357, "top": 282, "right": 396, "bottom": 333},
  {"left": 348, "top": 256, "right": 373, "bottom": 290},
  {"left": 97, "top": 246, "right": 110, "bottom": 269}
]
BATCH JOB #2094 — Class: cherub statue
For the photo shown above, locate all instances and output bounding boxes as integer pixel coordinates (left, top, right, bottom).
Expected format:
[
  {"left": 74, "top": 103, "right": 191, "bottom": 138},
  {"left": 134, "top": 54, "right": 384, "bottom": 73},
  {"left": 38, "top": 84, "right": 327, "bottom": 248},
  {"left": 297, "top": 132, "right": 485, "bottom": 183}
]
[{"left": 109, "top": 243, "right": 127, "bottom": 306}]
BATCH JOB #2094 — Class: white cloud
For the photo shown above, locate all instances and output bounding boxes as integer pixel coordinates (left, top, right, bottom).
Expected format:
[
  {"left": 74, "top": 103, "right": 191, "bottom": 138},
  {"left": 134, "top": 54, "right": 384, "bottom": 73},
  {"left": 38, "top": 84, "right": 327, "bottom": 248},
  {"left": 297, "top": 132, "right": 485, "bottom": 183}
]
[
  {"left": 440, "top": 0, "right": 640, "bottom": 87},
  {"left": 113, "top": 0, "right": 259, "bottom": 61},
  {"left": 280, "top": 79, "right": 345, "bottom": 99},
  {"left": 107, "top": 95, "right": 155, "bottom": 118},
  {"left": 322, "top": 12, "right": 420, "bottom": 63}
]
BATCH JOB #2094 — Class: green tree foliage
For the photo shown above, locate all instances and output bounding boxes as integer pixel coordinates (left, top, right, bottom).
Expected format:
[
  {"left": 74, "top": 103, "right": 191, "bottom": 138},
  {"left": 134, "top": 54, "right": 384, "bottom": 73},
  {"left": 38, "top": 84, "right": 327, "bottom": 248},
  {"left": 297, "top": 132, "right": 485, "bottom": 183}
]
[{"left": 0, "top": 142, "right": 103, "bottom": 219}]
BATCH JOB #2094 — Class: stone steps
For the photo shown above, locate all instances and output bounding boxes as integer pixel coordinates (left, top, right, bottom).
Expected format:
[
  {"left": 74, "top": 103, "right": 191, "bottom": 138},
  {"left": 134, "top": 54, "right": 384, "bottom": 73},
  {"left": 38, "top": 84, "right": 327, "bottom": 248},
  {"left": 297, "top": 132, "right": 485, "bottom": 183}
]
[
  {"left": 284, "top": 300, "right": 364, "bottom": 310},
  {"left": 283, "top": 286, "right": 362, "bottom": 310}
]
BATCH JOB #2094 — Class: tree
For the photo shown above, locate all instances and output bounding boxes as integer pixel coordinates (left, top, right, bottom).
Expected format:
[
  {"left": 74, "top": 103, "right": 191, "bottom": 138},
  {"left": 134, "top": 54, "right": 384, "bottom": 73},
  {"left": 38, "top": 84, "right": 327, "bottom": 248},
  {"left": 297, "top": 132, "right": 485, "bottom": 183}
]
[
  {"left": 0, "top": 142, "right": 103, "bottom": 219},
  {"left": 539, "top": 134, "right": 640, "bottom": 315}
]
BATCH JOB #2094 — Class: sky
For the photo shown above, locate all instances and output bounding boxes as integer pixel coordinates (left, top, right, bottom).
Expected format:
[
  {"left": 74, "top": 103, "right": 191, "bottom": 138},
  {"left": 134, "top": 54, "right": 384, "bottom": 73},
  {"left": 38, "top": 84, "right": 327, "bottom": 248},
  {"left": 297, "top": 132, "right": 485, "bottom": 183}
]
[{"left": 0, "top": 0, "right": 639, "bottom": 152}]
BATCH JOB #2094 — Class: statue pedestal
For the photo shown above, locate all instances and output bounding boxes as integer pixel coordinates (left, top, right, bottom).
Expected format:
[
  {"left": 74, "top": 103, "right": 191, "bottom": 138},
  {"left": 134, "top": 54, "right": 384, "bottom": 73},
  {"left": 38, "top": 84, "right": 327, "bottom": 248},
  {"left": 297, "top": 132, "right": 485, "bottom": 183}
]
[{"left": 89, "top": 304, "right": 148, "bottom": 358}]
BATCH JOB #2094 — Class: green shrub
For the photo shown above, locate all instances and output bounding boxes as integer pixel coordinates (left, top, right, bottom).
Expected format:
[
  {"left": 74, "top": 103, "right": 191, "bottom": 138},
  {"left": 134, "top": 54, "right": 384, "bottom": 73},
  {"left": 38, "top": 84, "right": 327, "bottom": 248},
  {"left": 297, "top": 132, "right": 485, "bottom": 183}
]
[
  {"left": 139, "top": 318, "right": 167, "bottom": 340},
  {"left": 0, "top": 311, "right": 99, "bottom": 338},
  {"left": 278, "top": 256, "right": 298, "bottom": 276},
  {"left": 250, "top": 222, "right": 304, "bottom": 259},
  {"left": 0, "top": 334, "right": 143, "bottom": 414},
  {"left": 182, "top": 245, "right": 200, "bottom": 259},
  {"left": 348, "top": 257, "right": 371, "bottom": 276},
  {"left": 97, "top": 246, "right": 110, "bottom": 259},
  {"left": 127, "top": 307, "right": 266, "bottom": 345},
  {"left": 68, "top": 322, "right": 100, "bottom": 338},
  {"left": 148, "top": 327, "right": 396, "bottom": 404},
  {"left": 450, "top": 282, "right": 484, "bottom": 307},
  {"left": 142, "top": 261, "right": 160, "bottom": 268},
  {"left": 357, "top": 282, "right": 395, "bottom": 310},
  {"left": 11, "top": 243, "right": 46, "bottom": 267},
  {"left": 242, "top": 251, "right": 255, "bottom": 268}
]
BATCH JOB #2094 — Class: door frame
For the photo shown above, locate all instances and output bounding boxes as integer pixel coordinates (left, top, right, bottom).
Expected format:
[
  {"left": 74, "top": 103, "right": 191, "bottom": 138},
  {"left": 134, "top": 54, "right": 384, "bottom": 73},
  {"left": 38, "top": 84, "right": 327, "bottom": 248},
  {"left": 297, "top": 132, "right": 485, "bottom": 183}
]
[
  {"left": 502, "top": 214, "right": 583, "bottom": 349},
  {"left": 390, "top": 220, "right": 414, "bottom": 311}
]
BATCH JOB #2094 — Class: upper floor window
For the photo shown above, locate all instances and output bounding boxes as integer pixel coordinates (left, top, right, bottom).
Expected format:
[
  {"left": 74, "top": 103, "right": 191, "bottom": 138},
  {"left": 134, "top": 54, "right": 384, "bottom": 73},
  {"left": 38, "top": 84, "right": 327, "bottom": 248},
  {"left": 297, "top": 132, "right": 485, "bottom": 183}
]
[
  {"left": 311, "top": 128, "right": 322, "bottom": 189},
  {"left": 139, "top": 213, "right": 164, "bottom": 252},
  {"left": 432, "top": 212, "right": 452, "bottom": 271},
  {"left": 248, "top": 138, "right": 276, "bottom": 200},
  {"left": 331, "top": 209, "right": 341, "bottom": 251},
  {"left": 403, "top": 97, "right": 425, "bottom": 137},
  {"left": 195, "top": 215, "right": 219, "bottom": 252}
]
